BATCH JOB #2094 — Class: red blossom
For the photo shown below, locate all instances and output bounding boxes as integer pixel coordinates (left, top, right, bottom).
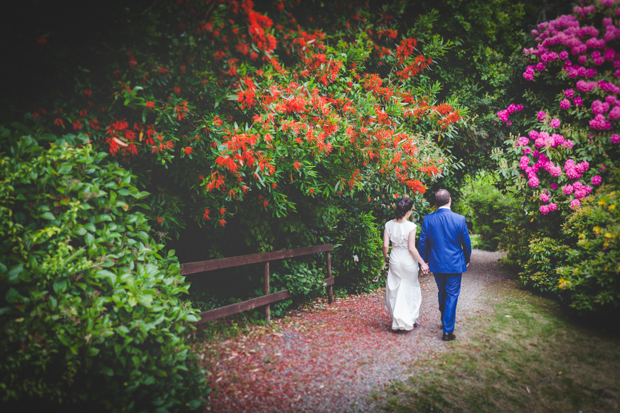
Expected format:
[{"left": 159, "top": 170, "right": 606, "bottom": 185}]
[
  {"left": 184, "top": 147, "right": 193, "bottom": 155},
  {"left": 174, "top": 101, "right": 189, "bottom": 120}
]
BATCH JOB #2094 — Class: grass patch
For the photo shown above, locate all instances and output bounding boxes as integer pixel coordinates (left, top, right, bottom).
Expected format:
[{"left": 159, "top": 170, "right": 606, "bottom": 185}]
[{"left": 376, "top": 285, "right": 620, "bottom": 412}]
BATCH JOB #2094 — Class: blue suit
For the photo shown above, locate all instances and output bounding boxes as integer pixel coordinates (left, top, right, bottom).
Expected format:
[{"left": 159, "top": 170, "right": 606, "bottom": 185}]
[{"left": 418, "top": 208, "right": 472, "bottom": 334}]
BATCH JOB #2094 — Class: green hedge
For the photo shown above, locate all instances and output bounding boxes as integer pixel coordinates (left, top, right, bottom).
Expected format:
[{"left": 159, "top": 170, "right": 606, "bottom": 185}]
[
  {"left": 0, "top": 128, "right": 207, "bottom": 411},
  {"left": 455, "top": 172, "right": 521, "bottom": 251}
]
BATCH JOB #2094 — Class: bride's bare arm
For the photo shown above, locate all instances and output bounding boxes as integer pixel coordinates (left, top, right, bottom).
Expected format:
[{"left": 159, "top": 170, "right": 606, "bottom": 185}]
[
  {"left": 408, "top": 230, "right": 429, "bottom": 270},
  {"left": 382, "top": 227, "right": 390, "bottom": 258}
]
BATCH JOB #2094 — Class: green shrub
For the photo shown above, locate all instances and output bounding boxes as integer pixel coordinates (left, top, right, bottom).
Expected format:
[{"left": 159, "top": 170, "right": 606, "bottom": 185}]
[
  {"left": 332, "top": 207, "right": 384, "bottom": 294},
  {"left": 0, "top": 129, "right": 207, "bottom": 410},
  {"left": 519, "top": 168, "right": 620, "bottom": 314},
  {"left": 455, "top": 172, "right": 521, "bottom": 251}
]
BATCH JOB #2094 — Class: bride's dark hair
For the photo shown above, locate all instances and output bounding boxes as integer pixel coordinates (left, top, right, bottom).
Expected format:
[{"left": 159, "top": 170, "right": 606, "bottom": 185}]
[{"left": 395, "top": 197, "right": 414, "bottom": 220}]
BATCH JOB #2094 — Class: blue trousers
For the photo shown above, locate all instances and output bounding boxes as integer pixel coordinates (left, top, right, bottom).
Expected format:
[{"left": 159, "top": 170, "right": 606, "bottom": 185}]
[{"left": 434, "top": 273, "right": 462, "bottom": 334}]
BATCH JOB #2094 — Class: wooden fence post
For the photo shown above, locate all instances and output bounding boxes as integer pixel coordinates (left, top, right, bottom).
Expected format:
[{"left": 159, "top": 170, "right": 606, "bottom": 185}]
[
  {"left": 327, "top": 252, "right": 333, "bottom": 304},
  {"left": 264, "top": 261, "right": 270, "bottom": 323}
]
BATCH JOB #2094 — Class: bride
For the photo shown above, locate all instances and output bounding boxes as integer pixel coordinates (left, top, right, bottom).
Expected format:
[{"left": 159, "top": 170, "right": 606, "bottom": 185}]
[{"left": 383, "top": 197, "right": 429, "bottom": 331}]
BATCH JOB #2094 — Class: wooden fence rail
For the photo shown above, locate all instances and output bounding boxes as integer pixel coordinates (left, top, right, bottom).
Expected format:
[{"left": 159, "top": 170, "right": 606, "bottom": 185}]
[{"left": 180, "top": 244, "right": 334, "bottom": 325}]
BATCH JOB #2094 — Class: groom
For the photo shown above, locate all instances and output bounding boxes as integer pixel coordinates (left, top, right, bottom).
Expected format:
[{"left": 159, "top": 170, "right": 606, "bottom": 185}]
[{"left": 418, "top": 189, "right": 472, "bottom": 342}]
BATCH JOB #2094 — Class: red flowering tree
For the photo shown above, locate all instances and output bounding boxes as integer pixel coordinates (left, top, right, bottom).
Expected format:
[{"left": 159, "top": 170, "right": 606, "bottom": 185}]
[
  {"left": 28, "top": 0, "right": 461, "bottom": 236},
  {"left": 8, "top": 0, "right": 469, "bottom": 307}
]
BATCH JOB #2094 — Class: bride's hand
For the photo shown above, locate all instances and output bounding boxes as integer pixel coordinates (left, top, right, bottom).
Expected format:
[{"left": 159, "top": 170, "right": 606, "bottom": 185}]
[{"left": 421, "top": 263, "right": 429, "bottom": 273}]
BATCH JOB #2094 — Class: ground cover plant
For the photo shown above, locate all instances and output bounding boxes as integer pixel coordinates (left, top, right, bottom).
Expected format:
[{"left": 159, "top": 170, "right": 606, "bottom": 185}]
[{"left": 0, "top": 128, "right": 206, "bottom": 410}]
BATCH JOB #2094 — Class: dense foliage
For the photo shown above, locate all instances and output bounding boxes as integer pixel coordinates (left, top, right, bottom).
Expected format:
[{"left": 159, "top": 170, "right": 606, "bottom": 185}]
[
  {"left": 454, "top": 172, "right": 521, "bottom": 251},
  {"left": 6, "top": 0, "right": 477, "bottom": 316},
  {"left": 489, "top": 0, "right": 620, "bottom": 313},
  {"left": 21, "top": 0, "right": 458, "bottom": 234},
  {"left": 520, "top": 169, "right": 620, "bottom": 313},
  {"left": 0, "top": 129, "right": 206, "bottom": 410},
  {"left": 495, "top": 0, "right": 619, "bottom": 217}
]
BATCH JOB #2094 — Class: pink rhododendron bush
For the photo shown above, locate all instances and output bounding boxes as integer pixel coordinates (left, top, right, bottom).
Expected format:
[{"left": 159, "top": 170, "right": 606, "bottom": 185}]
[{"left": 493, "top": 0, "right": 620, "bottom": 313}]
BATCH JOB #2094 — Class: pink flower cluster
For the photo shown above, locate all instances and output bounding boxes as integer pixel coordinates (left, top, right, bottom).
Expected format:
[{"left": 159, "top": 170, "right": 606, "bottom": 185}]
[
  {"left": 497, "top": 103, "right": 524, "bottom": 125},
  {"left": 515, "top": 136, "right": 530, "bottom": 147},
  {"left": 564, "top": 159, "right": 590, "bottom": 179},
  {"left": 589, "top": 114, "right": 612, "bottom": 130},
  {"left": 529, "top": 130, "right": 573, "bottom": 149},
  {"left": 561, "top": 180, "right": 593, "bottom": 198},
  {"left": 573, "top": 181, "right": 593, "bottom": 199},
  {"left": 592, "top": 99, "right": 610, "bottom": 114},
  {"left": 522, "top": 7, "right": 620, "bottom": 137},
  {"left": 540, "top": 203, "right": 558, "bottom": 215},
  {"left": 576, "top": 80, "right": 596, "bottom": 93},
  {"left": 549, "top": 118, "right": 561, "bottom": 128}
]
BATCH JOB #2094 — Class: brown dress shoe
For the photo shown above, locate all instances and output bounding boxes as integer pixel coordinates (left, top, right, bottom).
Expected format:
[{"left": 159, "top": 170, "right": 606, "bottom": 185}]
[{"left": 442, "top": 332, "right": 456, "bottom": 341}]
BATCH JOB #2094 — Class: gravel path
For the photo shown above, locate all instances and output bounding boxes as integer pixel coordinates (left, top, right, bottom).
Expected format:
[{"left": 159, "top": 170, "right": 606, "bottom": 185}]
[{"left": 202, "top": 249, "right": 510, "bottom": 412}]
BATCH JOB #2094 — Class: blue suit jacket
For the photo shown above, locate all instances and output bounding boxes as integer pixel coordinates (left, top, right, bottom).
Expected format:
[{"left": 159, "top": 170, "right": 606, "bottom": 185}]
[{"left": 418, "top": 208, "right": 472, "bottom": 274}]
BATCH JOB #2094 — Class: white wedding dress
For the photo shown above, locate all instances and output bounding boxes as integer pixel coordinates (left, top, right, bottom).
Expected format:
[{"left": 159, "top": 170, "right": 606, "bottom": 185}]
[{"left": 384, "top": 220, "right": 422, "bottom": 331}]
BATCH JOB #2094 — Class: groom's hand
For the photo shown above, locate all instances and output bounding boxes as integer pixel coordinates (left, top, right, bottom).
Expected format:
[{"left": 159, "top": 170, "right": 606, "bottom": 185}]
[
  {"left": 467, "top": 262, "right": 470, "bottom": 268},
  {"left": 421, "top": 263, "right": 429, "bottom": 274}
]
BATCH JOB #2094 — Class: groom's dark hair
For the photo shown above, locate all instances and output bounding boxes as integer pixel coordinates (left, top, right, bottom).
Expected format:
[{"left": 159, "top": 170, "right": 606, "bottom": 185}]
[{"left": 435, "top": 189, "right": 451, "bottom": 207}]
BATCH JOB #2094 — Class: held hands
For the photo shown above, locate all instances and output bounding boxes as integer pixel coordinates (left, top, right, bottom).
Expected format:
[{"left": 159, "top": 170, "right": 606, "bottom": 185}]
[{"left": 420, "top": 262, "right": 430, "bottom": 274}]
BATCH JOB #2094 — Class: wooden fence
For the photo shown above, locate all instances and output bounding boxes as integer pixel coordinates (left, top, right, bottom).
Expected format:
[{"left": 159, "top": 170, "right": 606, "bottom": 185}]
[{"left": 180, "top": 244, "right": 334, "bottom": 325}]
